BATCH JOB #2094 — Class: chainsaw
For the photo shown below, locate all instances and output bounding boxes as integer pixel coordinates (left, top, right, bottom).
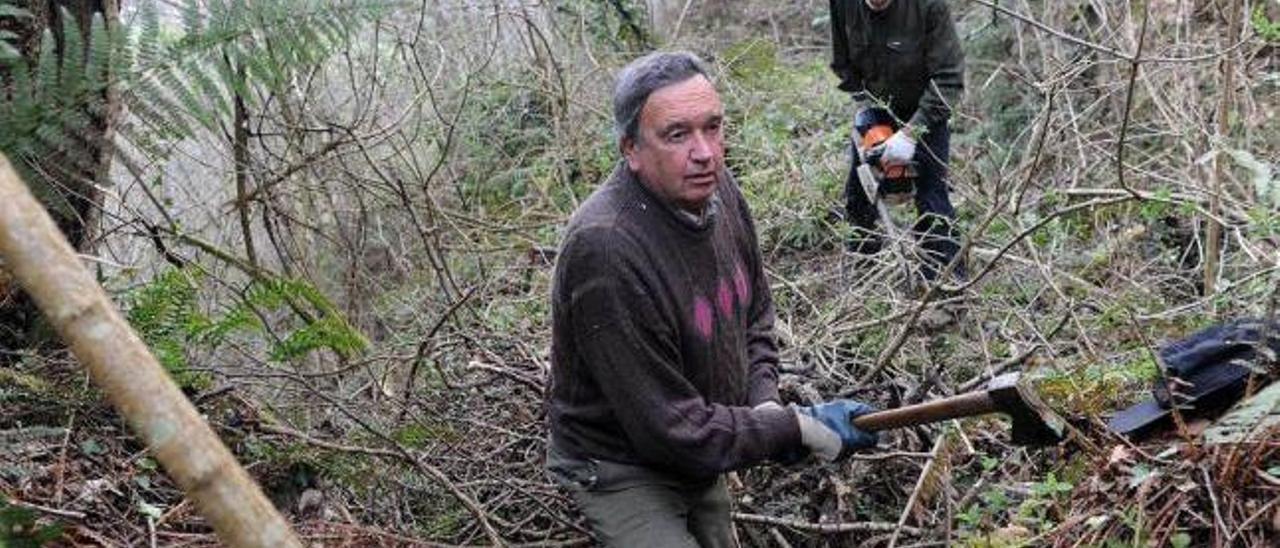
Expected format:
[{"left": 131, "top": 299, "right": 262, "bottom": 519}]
[
  {"left": 854, "top": 107, "right": 918, "bottom": 206},
  {"left": 853, "top": 107, "right": 919, "bottom": 285}
]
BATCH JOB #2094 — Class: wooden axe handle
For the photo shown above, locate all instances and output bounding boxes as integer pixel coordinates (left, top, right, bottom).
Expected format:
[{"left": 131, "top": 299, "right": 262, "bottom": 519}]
[{"left": 852, "top": 391, "right": 998, "bottom": 432}]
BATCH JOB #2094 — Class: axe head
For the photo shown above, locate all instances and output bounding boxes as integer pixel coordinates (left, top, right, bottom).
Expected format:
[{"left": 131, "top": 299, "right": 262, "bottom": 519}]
[{"left": 986, "top": 373, "right": 1067, "bottom": 447}]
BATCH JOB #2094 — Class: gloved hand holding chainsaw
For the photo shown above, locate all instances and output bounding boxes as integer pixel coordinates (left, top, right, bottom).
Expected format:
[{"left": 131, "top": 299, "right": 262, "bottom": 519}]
[
  {"left": 879, "top": 126, "right": 916, "bottom": 166},
  {"left": 854, "top": 106, "right": 916, "bottom": 171},
  {"left": 851, "top": 105, "right": 920, "bottom": 211}
]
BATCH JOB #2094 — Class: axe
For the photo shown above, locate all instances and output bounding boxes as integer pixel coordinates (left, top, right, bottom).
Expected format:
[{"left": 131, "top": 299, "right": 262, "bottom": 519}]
[{"left": 851, "top": 373, "right": 1066, "bottom": 447}]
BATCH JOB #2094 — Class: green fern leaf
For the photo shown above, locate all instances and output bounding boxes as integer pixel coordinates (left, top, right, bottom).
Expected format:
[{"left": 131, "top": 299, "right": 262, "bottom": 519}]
[
  {"left": 270, "top": 315, "right": 368, "bottom": 362},
  {"left": 58, "top": 8, "right": 87, "bottom": 93},
  {"left": 186, "top": 58, "right": 230, "bottom": 118},
  {"left": 0, "top": 41, "right": 18, "bottom": 63},
  {"left": 124, "top": 268, "right": 215, "bottom": 391},
  {"left": 215, "top": 51, "right": 250, "bottom": 104},
  {"left": 180, "top": 0, "right": 203, "bottom": 36},
  {"left": 84, "top": 14, "right": 113, "bottom": 94},
  {"left": 158, "top": 65, "right": 213, "bottom": 130},
  {"left": 36, "top": 30, "right": 59, "bottom": 101},
  {"left": 136, "top": 0, "right": 163, "bottom": 65}
]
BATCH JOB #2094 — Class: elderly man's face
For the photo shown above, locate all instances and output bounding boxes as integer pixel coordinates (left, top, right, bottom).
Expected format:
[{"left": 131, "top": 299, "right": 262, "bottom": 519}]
[{"left": 623, "top": 75, "right": 724, "bottom": 213}]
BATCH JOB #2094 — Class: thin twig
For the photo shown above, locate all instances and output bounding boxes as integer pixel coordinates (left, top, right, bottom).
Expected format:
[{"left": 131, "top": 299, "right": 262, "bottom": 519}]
[
  {"left": 5, "top": 499, "right": 87, "bottom": 520},
  {"left": 731, "top": 512, "right": 924, "bottom": 536},
  {"left": 1115, "top": 2, "right": 1151, "bottom": 198}
]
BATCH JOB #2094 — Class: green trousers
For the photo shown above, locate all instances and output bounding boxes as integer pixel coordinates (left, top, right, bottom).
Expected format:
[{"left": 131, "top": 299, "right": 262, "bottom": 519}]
[{"left": 548, "top": 445, "right": 738, "bottom": 547}]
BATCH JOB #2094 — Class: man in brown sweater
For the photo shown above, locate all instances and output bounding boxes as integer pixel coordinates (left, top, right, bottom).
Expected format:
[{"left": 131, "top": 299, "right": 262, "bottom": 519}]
[{"left": 545, "top": 51, "right": 878, "bottom": 547}]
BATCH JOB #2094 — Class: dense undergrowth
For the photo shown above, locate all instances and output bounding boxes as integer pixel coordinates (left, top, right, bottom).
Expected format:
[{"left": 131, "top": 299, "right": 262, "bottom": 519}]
[{"left": 3, "top": 0, "right": 1280, "bottom": 546}]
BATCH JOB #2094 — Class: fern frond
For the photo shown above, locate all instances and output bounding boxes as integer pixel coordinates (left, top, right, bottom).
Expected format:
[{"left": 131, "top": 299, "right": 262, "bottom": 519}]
[
  {"left": 270, "top": 315, "right": 368, "bottom": 362},
  {"left": 0, "top": 3, "right": 33, "bottom": 18},
  {"left": 0, "top": 33, "right": 18, "bottom": 62},
  {"left": 0, "top": 0, "right": 33, "bottom": 62},
  {"left": 180, "top": 0, "right": 203, "bottom": 37},
  {"left": 158, "top": 64, "right": 209, "bottom": 129},
  {"left": 35, "top": 30, "right": 59, "bottom": 102},
  {"left": 1, "top": 0, "right": 399, "bottom": 217},
  {"left": 240, "top": 276, "right": 369, "bottom": 361},
  {"left": 127, "top": 75, "right": 193, "bottom": 140},
  {"left": 124, "top": 268, "right": 221, "bottom": 390},
  {"left": 185, "top": 57, "right": 230, "bottom": 119},
  {"left": 84, "top": 13, "right": 112, "bottom": 95},
  {"left": 135, "top": 0, "right": 163, "bottom": 66},
  {"left": 60, "top": 9, "right": 88, "bottom": 91}
]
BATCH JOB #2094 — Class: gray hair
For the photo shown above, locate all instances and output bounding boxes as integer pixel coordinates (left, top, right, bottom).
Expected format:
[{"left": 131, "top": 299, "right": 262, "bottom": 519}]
[{"left": 612, "top": 51, "right": 712, "bottom": 144}]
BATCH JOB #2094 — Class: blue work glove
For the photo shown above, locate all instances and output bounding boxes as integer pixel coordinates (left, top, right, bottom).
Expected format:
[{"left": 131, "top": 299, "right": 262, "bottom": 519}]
[{"left": 793, "top": 400, "right": 879, "bottom": 462}]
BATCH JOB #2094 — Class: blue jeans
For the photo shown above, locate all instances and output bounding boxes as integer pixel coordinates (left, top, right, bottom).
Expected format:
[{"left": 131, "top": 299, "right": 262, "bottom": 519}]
[{"left": 844, "top": 122, "right": 964, "bottom": 281}]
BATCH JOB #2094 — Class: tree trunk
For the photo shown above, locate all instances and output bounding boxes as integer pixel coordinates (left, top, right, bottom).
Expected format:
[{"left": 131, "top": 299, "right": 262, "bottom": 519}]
[
  {"left": 1204, "top": 0, "right": 1243, "bottom": 300},
  {"left": 0, "top": 0, "right": 119, "bottom": 357}
]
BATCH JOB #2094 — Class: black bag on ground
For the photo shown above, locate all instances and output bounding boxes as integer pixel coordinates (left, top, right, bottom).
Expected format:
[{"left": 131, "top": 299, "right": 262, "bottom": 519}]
[{"left": 1108, "top": 319, "right": 1279, "bottom": 438}]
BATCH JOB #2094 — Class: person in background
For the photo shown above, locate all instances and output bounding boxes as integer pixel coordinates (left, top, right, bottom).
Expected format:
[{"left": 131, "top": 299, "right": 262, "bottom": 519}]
[
  {"left": 830, "top": 0, "right": 966, "bottom": 283},
  {"left": 544, "top": 51, "right": 879, "bottom": 547}
]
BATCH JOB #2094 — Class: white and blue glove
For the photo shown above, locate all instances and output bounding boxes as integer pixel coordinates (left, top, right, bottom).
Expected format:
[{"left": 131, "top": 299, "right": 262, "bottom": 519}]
[{"left": 793, "top": 400, "right": 879, "bottom": 462}]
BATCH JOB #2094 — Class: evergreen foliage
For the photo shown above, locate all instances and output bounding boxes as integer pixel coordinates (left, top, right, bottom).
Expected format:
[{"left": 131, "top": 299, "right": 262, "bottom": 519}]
[
  {"left": 551, "top": 0, "right": 652, "bottom": 51},
  {"left": 1255, "top": 3, "right": 1280, "bottom": 42},
  {"left": 0, "top": 498, "right": 64, "bottom": 548},
  {"left": 241, "top": 277, "right": 370, "bottom": 361},
  {"left": 124, "top": 267, "right": 212, "bottom": 390},
  {"left": 124, "top": 267, "right": 368, "bottom": 389},
  {"left": 0, "top": 0, "right": 393, "bottom": 210}
]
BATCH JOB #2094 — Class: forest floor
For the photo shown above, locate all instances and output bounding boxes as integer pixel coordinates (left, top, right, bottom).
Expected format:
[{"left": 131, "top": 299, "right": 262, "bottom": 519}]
[{"left": 3, "top": 0, "right": 1280, "bottom": 546}]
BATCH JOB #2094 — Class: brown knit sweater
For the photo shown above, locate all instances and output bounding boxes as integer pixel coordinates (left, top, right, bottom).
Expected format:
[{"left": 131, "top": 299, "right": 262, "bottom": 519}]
[{"left": 546, "top": 163, "right": 802, "bottom": 481}]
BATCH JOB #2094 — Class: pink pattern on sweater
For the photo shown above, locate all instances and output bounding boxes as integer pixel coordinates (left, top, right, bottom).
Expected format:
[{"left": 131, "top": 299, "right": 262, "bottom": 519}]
[
  {"left": 692, "top": 261, "right": 752, "bottom": 342},
  {"left": 733, "top": 263, "right": 750, "bottom": 307},
  {"left": 693, "top": 296, "right": 714, "bottom": 340}
]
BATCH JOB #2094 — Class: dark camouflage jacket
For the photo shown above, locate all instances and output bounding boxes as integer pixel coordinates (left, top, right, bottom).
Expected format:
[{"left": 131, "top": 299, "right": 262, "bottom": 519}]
[{"left": 830, "top": 0, "right": 965, "bottom": 128}]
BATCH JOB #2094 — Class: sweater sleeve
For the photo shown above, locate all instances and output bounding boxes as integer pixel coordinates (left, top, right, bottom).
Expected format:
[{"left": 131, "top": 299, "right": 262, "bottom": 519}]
[
  {"left": 908, "top": 0, "right": 965, "bottom": 128},
  {"left": 736, "top": 189, "right": 783, "bottom": 407},
  {"left": 565, "top": 227, "right": 801, "bottom": 479}
]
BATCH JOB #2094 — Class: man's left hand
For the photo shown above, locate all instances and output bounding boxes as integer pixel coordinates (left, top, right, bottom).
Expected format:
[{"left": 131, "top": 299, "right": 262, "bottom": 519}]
[{"left": 880, "top": 129, "right": 916, "bottom": 165}]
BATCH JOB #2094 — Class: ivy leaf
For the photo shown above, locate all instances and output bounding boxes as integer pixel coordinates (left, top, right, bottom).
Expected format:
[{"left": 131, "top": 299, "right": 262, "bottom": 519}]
[
  {"left": 79, "top": 438, "right": 104, "bottom": 456},
  {"left": 137, "top": 500, "right": 163, "bottom": 520},
  {"left": 0, "top": 4, "right": 35, "bottom": 18},
  {"left": 0, "top": 41, "right": 18, "bottom": 61},
  {"left": 1128, "top": 464, "right": 1157, "bottom": 489},
  {"left": 1226, "top": 148, "right": 1277, "bottom": 208}
]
